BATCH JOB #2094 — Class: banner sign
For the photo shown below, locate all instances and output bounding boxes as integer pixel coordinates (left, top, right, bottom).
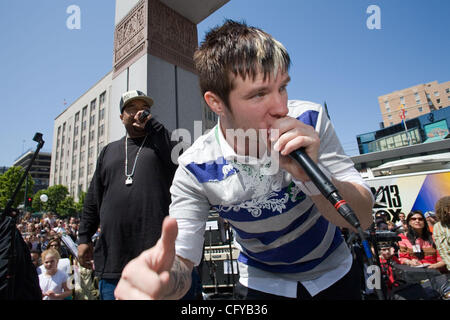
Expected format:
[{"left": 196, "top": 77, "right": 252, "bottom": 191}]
[{"left": 366, "top": 171, "right": 450, "bottom": 222}]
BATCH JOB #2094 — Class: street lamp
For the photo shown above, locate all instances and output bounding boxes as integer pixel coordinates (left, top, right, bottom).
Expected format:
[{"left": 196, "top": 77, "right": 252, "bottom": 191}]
[{"left": 40, "top": 194, "right": 48, "bottom": 212}]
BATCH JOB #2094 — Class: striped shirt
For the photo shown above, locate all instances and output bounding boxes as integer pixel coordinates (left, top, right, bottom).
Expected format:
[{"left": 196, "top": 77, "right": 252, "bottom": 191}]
[
  {"left": 433, "top": 222, "right": 450, "bottom": 271},
  {"left": 170, "top": 100, "right": 371, "bottom": 297}
]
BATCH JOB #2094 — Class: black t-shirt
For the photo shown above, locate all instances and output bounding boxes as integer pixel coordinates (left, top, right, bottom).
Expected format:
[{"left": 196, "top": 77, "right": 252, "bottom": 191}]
[{"left": 78, "top": 119, "right": 177, "bottom": 279}]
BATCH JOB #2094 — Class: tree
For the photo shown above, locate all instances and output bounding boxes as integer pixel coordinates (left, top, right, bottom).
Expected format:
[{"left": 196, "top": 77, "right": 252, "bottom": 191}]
[
  {"left": 0, "top": 166, "right": 34, "bottom": 210},
  {"left": 32, "top": 189, "right": 49, "bottom": 213},
  {"left": 75, "top": 191, "right": 86, "bottom": 214},
  {"left": 57, "top": 196, "right": 77, "bottom": 218},
  {"left": 45, "top": 185, "right": 69, "bottom": 213}
]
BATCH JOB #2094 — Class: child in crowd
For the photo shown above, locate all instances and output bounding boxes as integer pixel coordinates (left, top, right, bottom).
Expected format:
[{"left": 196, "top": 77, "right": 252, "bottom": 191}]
[
  {"left": 38, "top": 248, "right": 72, "bottom": 300},
  {"left": 378, "top": 242, "right": 401, "bottom": 291}
]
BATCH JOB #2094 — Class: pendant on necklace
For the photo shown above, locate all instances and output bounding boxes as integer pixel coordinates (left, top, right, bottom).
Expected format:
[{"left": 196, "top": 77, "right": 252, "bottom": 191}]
[{"left": 125, "top": 176, "right": 133, "bottom": 185}]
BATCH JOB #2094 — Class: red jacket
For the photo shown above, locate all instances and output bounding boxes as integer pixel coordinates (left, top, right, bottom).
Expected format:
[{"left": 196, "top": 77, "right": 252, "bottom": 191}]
[{"left": 397, "top": 233, "right": 442, "bottom": 265}]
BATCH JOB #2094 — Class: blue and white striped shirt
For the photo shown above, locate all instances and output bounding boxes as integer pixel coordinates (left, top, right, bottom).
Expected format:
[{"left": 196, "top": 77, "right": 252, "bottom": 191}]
[{"left": 170, "top": 100, "right": 370, "bottom": 297}]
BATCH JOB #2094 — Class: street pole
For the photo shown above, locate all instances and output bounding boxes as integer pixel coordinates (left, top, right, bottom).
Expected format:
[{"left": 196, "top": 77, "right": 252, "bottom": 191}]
[
  {"left": 23, "top": 175, "right": 28, "bottom": 209},
  {"left": 400, "top": 104, "right": 412, "bottom": 145}
]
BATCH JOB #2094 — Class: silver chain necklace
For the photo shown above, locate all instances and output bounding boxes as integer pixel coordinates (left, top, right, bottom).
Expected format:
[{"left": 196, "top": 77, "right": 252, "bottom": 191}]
[{"left": 124, "top": 134, "right": 148, "bottom": 185}]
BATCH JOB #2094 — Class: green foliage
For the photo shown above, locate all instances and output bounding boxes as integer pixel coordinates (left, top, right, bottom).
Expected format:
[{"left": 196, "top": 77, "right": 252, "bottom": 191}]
[
  {"left": 0, "top": 166, "right": 34, "bottom": 210},
  {"left": 75, "top": 191, "right": 86, "bottom": 213},
  {"left": 45, "top": 185, "right": 69, "bottom": 213},
  {"left": 31, "top": 186, "right": 86, "bottom": 217},
  {"left": 32, "top": 189, "right": 48, "bottom": 213},
  {"left": 57, "top": 196, "right": 77, "bottom": 218}
]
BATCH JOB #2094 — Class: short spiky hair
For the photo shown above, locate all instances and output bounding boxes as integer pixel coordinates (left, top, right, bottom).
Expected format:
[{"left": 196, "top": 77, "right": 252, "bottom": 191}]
[{"left": 194, "top": 19, "right": 290, "bottom": 107}]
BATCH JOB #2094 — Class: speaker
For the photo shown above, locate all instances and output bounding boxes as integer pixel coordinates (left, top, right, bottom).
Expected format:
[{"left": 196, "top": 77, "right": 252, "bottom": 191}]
[
  {"left": 201, "top": 259, "right": 238, "bottom": 290},
  {"left": 201, "top": 244, "right": 239, "bottom": 292}
]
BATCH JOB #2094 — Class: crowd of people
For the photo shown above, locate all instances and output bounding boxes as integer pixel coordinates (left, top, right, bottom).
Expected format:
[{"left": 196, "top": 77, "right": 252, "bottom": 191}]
[
  {"left": 14, "top": 195, "right": 450, "bottom": 300},
  {"left": 18, "top": 212, "right": 81, "bottom": 255},
  {"left": 8, "top": 19, "right": 450, "bottom": 301},
  {"left": 16, "top": 211, "right": 101, "bottom": 300},
  {"left": 373, "top": 198, "right": 450, "bottom": 298}
]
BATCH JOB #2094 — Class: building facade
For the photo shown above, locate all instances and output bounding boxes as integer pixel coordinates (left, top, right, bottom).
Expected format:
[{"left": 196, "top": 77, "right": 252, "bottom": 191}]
[
  {"left": 379, "top": 80, "right": 450, "bottom": 128},
  {"left": 49, "top": 1, "right": 228, "bottom": 200},
  {"left": 357, "top": 106, "right": 450, "bottom": 155},
  {"left": 13, "top": 150, "right": 51, "bottom": 193},
  {"left": 50, "top": 72, "right": 112, "bottom": 200}
]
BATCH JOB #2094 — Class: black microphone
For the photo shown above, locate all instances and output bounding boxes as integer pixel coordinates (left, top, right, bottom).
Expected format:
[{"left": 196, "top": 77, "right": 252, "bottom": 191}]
[
  {"left": 290, "top": 148, "right": 385, "bottom": 300},
  {"left": 139, "top": 109, "right": 151, "bottom": 122},
  {"left": 289, "top": 148, "right": 360, "bottom": 229}
]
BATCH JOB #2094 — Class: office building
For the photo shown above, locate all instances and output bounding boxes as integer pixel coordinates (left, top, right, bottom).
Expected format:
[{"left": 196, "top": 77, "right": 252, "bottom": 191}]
[
  {"left": 379, "top": 80, "right": 450, "bottom": 128},
  {"left": 50, "top": 72, "right": 112, "bottom": 199},
  {"left": 357, "top": 106, "right": 450, "bottom": 155},
  {"left": 50, "top": 1, "right": 228, "bottom": 200},
  {"left": 13, "top": 150, "right": 51, "bottom": 193}
]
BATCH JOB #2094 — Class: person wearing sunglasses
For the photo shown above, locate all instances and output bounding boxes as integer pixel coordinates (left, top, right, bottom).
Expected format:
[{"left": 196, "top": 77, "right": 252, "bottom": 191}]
[{"left": 397, "top": 210, "right": 445, "bottom": 270}]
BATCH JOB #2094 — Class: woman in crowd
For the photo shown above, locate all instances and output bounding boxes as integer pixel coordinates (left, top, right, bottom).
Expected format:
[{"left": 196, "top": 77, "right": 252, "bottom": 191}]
[
  {"left": 398, "top": 210, "right": 445, "bottom": 270},
  {"left": 38, "top": 248, "right": 72, "bottom": 300},
  {"left": 433, "top": 196, "right": 450, "bottom": 272}
]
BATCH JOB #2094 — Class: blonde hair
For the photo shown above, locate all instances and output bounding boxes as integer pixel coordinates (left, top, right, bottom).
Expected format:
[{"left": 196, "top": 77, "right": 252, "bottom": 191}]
[
  {"left": 194, "top": 20, "right": 290, "bottom": 108},
  {"left": 41, "top": 248, "right": 60, "bottom": 262}
]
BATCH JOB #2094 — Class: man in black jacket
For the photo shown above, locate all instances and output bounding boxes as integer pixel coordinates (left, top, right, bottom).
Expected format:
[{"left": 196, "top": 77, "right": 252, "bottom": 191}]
[{"left": 78, "top": 90, "right": 178, "bottom": 300}]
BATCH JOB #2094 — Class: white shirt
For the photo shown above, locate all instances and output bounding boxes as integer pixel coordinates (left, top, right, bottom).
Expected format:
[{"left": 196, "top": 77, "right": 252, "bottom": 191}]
[
  {"left": 172, "top": 101, "right": 372, "bottom": 298},
  {"left": 39, "top": 269, "right": 68, "bottom": 300}
]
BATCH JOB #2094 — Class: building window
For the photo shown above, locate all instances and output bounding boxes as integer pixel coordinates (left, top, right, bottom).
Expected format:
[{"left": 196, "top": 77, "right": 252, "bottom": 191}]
[
  {"left": 90, "top": 115, "right": 95, "bottom": 127},
  {"left": 99, "top": 124, "right": 104, "bottom": 137},
  {"left": 434, "top": 91, "right": 439, "bottom": 96},
  {"left": 75, "top": 112, "right": 80, "bottom": 122},
  {"left": 99, "top": 91, "right": 106, "bottom": 106},
  {"left": 88, "top": 163, "right": 94, "bottom": 175},
  {"left": 90, "top": 99, "right": 96, "bottom": 112},
  {"left": 416, "top": 99, "right": 421, "bottom": 105},
  {"left": 388, "top": 114, "right": 392, "bottom": 120},
  {"left": 98, "top": 141, "right": 104, "bottom": 155},
  {"left": 82, "top": 106, "right": 87, "bottom": 117},
  {"left": 400, "top": 96, "right": 405, "bottom": 104},
  {"left": 99, "top": 108, "right": 105, "bottom": 121},
  {"left": 418, "top": 106, "right": 423, "bottom": 112},
  {"left": 384, "top": 101, "right": 390, "bottom": 108},
  {"left": 446, "top": 88, "right": 449, "bottom": 94},
  {"left": 437, "top": 98, "right": 440, "bottom": 104}
]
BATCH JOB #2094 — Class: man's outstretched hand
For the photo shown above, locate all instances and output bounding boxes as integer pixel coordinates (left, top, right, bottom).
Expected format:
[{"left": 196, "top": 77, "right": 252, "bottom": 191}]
[{"left": 114, "top": 217, "right": 181, "bottom": 300}]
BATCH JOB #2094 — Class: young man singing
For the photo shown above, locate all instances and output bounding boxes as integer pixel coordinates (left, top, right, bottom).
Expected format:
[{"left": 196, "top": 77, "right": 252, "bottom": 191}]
[{"left": 114, "top": 20, "right": 373, "bottom": 300}]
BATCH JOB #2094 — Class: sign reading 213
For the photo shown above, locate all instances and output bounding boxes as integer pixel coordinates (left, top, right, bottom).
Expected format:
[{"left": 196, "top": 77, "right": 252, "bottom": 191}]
[{"left": 371, "top": 185, "right": 403, "bottom": 222}]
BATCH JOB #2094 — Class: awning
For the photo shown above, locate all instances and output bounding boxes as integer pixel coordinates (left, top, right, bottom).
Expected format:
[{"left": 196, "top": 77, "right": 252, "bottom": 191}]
[{"left": 372, "top": 152, "right": 450, "bottom": 171}]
